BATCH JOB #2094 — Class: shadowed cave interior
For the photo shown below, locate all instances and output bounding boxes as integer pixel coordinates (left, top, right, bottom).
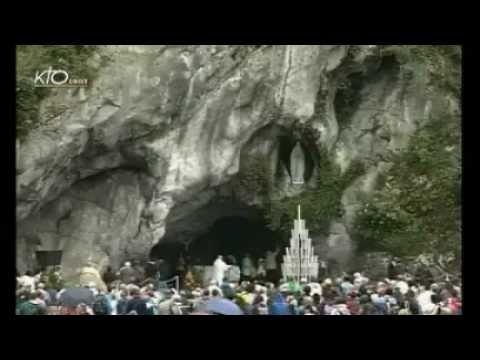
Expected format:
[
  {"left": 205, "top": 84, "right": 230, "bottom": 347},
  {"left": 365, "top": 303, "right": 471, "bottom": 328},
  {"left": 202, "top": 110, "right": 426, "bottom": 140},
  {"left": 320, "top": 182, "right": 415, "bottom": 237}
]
[{"left": 150, "top": 212, "right": 284, "bottom": 277}]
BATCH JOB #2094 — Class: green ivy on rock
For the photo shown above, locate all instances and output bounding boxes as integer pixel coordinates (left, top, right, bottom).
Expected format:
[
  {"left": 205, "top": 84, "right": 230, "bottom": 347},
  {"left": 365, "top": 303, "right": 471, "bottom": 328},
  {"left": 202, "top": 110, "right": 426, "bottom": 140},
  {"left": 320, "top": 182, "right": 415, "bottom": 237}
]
[
  {"left": 237, "top": 154, "right": 271, "bottom": 197},
  {"left": 353, "top": 112, "right": 461, "bottom": 260},
  {"left": 264, "top": 149, "right": 365, "bottom": 238}
]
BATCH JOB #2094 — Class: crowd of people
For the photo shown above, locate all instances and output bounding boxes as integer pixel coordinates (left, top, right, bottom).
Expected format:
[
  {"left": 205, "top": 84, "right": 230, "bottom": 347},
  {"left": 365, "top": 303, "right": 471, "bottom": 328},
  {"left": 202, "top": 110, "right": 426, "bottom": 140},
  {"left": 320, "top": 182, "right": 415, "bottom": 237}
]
[{"left": 16, "top": 253, "right": 462, "bottom": 315}]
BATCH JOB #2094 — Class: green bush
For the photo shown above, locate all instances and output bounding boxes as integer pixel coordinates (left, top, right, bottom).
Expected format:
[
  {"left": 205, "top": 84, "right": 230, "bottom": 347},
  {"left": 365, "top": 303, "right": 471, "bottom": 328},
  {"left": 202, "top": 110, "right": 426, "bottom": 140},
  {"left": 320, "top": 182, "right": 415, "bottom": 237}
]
[
  {"left": 353, "top": 112, "right": 461, "bottom": 258},
  {"left": 238, "top": 154, "right": 271, "bottom": 196}
]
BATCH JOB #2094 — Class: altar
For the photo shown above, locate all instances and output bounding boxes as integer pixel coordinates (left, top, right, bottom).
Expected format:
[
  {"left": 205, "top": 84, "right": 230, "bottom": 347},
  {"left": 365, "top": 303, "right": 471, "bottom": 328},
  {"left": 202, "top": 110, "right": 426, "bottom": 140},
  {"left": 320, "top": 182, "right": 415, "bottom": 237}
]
[{"left": 192, "top": 265, "right": 241, "bottom": 287}]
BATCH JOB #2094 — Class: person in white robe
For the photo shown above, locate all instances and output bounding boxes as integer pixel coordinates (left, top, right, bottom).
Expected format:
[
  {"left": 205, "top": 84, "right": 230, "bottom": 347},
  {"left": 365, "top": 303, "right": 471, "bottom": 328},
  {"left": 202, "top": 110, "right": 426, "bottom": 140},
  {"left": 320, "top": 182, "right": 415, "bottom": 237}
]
[
  {"left": 17, "top": 271, "right": 36, "bottom": 291},
  {"left": 212, "top": 255, "right": 230, "bottom": 286}
]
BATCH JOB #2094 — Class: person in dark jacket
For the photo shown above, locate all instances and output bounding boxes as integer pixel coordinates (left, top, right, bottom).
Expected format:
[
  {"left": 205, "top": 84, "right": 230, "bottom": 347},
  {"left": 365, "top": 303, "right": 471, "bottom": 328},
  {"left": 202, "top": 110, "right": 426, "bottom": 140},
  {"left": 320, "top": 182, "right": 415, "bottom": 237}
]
[
  {"left": 387, "top": 259, "right": 398, "bottom": 280},
  {"left": 93, "top": 290, "right": 112, "bottom": 315},
  {"left": 133, "top": 261, "right": 146, "bottom": 284},
  {"left": 405, "top": 290, "right": 421, "bottom": 314},
  {"left": 102, "top": 266, "right": 117, "bottom": 286},
  {"left": 17, "top": 291, "right": 48, "bottom": 315},
  {"left": 252, "top": 294, "right": 268, "bottom": 315},
  {"left": 118, "top": 262, "right": 136, "bottom": 284},
  {"left": 116, "top": 291, "right": 129, "bottom": 315},
  {"left": 221, "top": 280, "right": 236, "bottom": 300},
  {"left": 145, "top": 260, "right": 160, "bottom": 279},
  {"left": 312, "top": 293, "right": 322, "bottom": 314},
  {"left": 359, "top": 294, "right": 375, "bottom": 315},
  {"left": 126, "top": 287, "right": 148, "bottom": 315}
]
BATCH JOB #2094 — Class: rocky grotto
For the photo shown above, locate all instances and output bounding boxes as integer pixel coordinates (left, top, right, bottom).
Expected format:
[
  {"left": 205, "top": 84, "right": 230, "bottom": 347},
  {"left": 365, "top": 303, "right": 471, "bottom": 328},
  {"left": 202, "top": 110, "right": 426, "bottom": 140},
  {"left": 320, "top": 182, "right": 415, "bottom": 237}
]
[{"left": 16, "top": 45, "right": 462, "bottom": 282}]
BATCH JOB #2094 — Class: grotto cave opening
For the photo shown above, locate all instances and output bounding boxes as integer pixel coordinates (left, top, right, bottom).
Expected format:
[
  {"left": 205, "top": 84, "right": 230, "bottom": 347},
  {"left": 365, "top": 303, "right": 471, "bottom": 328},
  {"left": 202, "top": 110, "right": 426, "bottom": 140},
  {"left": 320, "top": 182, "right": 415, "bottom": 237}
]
[
  {"left": 187, "top": 216, "right": 282, "bottom": 264},
  {"left": 149, "top": 199, "right": 283, "bottom": 276}
]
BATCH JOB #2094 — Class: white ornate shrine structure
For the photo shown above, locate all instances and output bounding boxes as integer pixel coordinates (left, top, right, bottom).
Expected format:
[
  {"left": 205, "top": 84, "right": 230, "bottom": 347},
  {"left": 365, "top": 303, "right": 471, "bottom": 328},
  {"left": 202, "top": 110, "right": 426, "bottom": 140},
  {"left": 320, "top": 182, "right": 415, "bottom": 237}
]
[{"left": 281, "top": 205, "right": 319, "bottom": 282}]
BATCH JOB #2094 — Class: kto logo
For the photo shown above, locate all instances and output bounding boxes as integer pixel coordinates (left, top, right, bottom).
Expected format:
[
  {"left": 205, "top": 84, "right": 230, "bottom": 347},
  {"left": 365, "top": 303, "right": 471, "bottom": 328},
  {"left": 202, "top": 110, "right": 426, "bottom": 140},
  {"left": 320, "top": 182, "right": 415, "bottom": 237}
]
[{"left": 34, "top": 67, "right": 88, "bottom": 88}]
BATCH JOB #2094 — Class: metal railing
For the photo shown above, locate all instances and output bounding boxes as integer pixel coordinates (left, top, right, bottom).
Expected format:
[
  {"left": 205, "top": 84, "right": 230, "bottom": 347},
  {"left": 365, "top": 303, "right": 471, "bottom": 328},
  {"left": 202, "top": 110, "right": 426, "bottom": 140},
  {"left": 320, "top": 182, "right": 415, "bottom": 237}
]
[{"left": 158, "top": 275, "right": 180, "bottom": 292}]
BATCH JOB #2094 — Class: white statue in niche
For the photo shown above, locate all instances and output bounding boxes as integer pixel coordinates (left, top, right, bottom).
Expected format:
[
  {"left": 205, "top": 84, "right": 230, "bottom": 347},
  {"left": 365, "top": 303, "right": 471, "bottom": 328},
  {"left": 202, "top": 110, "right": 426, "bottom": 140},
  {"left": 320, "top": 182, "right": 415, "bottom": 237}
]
[{"left": 290, "top": 141, "right": 306, "bottom": 185}]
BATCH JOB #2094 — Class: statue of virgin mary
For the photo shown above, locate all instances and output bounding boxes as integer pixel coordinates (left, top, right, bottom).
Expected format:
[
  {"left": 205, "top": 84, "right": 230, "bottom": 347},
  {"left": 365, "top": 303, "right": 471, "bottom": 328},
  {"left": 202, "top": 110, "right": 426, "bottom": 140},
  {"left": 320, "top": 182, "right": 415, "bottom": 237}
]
[{"left": 290, "top": 142, "right": 305, "bottom": 185}]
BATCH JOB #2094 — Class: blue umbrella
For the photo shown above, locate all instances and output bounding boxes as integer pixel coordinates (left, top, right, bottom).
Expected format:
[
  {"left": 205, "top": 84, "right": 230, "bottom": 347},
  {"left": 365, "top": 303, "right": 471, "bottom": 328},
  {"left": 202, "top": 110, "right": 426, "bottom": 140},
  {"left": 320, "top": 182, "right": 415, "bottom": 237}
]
[
  {"left": 205, "top": 298, "right": 244, "bottom": 315},
  {"left": 59, "top": 287, "right": 95, "bottom": 307},
  {"left": 270, "top": 293, "right": 291, "bottom": 315}
]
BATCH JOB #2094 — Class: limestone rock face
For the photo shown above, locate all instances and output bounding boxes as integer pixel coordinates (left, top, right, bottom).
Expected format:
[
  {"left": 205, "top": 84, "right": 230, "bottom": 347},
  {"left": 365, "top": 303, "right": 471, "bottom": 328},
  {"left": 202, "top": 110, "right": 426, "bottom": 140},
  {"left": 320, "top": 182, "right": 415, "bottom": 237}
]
[
  {"left": 17, "top": 170, "right": 148, "bottom": 278},
  {"left": 16, "top": 45, "right": 453, "bottom": 277}
]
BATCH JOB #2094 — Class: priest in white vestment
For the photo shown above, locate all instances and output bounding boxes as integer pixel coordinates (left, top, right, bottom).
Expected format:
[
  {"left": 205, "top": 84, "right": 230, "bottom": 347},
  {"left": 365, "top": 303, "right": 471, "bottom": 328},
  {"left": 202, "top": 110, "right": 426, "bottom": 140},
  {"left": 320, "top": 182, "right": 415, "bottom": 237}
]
[{"left": 212, "top": 255, "right": 230, "bottom": 286}]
